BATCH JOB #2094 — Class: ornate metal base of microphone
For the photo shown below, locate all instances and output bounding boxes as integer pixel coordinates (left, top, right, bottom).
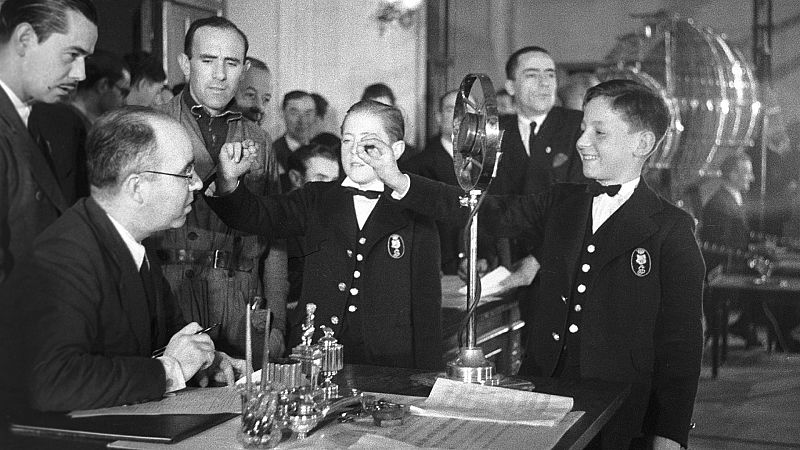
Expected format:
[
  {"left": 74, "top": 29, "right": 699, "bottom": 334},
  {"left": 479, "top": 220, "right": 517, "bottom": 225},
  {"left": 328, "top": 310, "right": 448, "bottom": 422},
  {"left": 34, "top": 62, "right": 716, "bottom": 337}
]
[{"left": 446, "top": 347, "right": 498, "bottom": 385}]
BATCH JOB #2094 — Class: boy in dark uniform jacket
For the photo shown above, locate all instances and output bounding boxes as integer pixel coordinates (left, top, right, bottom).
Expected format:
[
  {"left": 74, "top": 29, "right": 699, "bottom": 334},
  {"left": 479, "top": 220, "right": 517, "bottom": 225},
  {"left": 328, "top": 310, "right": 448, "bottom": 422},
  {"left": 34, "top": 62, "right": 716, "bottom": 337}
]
[
  {"left": 207, "top": 100, "right": 444, "bottom": 370},
  {"left": 360, "top": 80, "right": 704, "bottom": 449}
]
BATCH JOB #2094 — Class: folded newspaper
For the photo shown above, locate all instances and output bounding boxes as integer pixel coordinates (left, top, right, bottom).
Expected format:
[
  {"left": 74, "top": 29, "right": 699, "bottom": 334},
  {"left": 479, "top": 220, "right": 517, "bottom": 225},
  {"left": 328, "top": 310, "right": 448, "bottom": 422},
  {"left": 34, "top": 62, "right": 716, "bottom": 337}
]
[{"left": 409, "top": 378, "right": 573, "bottom": 427}]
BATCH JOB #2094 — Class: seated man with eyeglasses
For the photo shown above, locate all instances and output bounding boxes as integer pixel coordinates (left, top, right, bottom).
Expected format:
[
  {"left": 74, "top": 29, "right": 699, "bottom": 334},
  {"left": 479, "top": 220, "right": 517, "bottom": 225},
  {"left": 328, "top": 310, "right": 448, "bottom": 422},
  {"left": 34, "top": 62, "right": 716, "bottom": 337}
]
[{"left": 2, "top": 107, "right": 245, "bottom": 412}]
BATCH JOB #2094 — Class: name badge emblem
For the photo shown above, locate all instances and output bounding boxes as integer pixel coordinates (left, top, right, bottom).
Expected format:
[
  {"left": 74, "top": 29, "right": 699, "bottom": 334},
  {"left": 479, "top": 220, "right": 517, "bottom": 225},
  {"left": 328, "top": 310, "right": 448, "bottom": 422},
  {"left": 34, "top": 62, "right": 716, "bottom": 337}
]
[
  {"left": 388, "top": 234, "right": 404, "bottom": 259},
  {"left": 631, "top": 248, "right": 651, "bottom": 277}
]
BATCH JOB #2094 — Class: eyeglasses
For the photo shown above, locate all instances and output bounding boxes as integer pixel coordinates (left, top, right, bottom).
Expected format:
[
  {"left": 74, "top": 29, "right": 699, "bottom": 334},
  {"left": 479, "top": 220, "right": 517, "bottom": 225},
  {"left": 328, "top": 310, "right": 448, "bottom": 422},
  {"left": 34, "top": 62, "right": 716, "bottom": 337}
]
[{"left": 141, "top": 166, "right": 198, "bottom": 186}]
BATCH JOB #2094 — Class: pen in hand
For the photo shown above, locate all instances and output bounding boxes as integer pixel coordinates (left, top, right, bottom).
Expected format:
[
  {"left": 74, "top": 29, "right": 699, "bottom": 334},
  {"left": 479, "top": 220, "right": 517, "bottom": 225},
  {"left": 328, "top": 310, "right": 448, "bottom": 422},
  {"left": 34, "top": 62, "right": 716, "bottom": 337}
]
[{"left": 151, "top": 323, "right": 220, "bottom": 358}]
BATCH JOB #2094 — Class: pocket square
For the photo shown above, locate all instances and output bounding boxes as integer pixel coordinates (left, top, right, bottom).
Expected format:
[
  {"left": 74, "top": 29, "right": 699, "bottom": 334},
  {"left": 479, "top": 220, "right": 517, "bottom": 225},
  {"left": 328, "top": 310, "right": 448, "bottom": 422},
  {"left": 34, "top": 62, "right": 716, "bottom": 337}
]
[{"left": 552, "top": 152, "right": 568, "bottom": 168}]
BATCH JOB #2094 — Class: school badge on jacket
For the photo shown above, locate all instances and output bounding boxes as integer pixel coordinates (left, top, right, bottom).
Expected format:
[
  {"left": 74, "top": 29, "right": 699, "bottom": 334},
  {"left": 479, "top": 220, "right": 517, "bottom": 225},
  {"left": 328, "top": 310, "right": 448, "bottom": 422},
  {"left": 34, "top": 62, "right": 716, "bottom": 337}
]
[
  {"left": 388, "top": 234, "right": 405, "bottom": 259},
  {"left": 631, "top": 248, "right": 651, "bottom": 277}
]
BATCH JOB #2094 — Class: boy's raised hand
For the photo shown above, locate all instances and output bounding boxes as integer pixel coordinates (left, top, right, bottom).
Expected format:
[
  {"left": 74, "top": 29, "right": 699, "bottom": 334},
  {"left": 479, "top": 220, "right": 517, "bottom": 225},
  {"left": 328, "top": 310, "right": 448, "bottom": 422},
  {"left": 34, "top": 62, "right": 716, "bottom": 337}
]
[
  {"left": 355, "top": 135, "right": 409, "bottom": 193},
  {"left": 217, "top": 140, "right": 259, "bottom": 194}
]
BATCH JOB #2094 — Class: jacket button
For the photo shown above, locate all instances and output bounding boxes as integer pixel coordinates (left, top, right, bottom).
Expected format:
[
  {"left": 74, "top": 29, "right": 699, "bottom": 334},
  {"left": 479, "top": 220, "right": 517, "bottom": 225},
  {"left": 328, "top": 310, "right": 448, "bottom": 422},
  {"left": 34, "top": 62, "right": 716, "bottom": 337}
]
[
  {"left": 330, "top": 316, "right": 339, "bottom": 325},
  {"left": 353, "top": 270, "right": 361, "bottom": 278},
  {"left": 545, "top": 146, "right": 552, "bottom": 154},
  {"left": 577, "top": 284, "right": 586, "bottom": 293},
  {"left": 349, "top": 287, "right": 359, "bottom": 296},
  {"left": 569, "top": 324, "right": 579, "bottom": 333},
  {"left": 552, "top": 332, "right": 560, "bottom": 341},
  {"left": 581, "top": 264, "right": 590, "bottom": 272},
  {"left": 338, "top": 282, "right": 346, "bottom": 291},
  {"left": 587, "top": 244, "right": 596, "bottom": 253},
  {"left": 185, "top": 269, "right": 195, "bottom": 278},
  {"left": 574, "top": 304, "right": 582, "bottom": 312},
  {"left": 348, "top": 305, "right": 357, "bottom": 312},
  {"left": 34, "top": 190, "right": 43, "bottom": 201},
  {"left": 356, "top": 254, "right": 364, "bottom": 261},
  {"left": 359, "top": 237, "right": 366, "bottom": 245},
  {"left": 188, "top": 231, "right": 198, "bottom": 240}
]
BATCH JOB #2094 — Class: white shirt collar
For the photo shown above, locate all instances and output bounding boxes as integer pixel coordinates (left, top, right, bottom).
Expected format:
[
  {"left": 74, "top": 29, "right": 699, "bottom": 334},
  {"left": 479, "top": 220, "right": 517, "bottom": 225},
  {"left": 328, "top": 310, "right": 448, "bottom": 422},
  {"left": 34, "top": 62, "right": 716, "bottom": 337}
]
[
  {"left": 341, "top": 176, "right": 385, "bottom": 193},
  {"left": 440, "top": 135, "right": 453, "bottom": 159},
  {"left": 615, "top": 176, "right": 640, "bottom": 200},
  {"left": 106, "top": 213, "right": 147, "bottom": 270},
  {"left": 285, "top": 134, "right": 303, "bottom": 152},
  {"left": 0, "top": 78, "right": 31, "bottom": 126}
]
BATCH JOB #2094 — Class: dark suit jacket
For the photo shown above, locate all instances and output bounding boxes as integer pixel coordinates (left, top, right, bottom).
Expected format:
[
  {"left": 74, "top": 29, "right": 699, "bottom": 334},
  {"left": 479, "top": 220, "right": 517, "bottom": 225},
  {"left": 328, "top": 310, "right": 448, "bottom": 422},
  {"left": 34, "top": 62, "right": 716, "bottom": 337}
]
[
  {"left": 402, "top": 136, "right": 462, "bottom": 274},
  {"left": 9, "top": 197, "right": 184, "bottom": 412},
  {"left": 28, "top": 102, "right": 90, "bottom": 204},
  {"left": 398, "top": 175, "right": 705, "bottom": 447},
  {"left": 699, "top": 187, "right": 749, "bottom": 273},
  {"left": 273, "top": 134, "right": 292, "bottom": 192},
  {"left": 491, "top": 107, "right": 585, "bottom": 196},
  {"left": 0, "top": 88, "right": 68, "bottom": 285},
  {"left": 206, "top": 180, "right": 444, "bottom": 370}
]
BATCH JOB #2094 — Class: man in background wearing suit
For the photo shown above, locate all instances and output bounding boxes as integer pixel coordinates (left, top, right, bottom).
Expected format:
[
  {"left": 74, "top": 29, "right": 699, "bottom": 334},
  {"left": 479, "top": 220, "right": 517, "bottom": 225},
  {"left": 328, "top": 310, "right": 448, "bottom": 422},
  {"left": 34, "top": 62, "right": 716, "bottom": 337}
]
[
  {"left": 5, "top": 107, "right": 243, "bottom": 413},
  {"left": 402, "top": 89, "right": 463, "bottom": 274},
  {"left": 273, "top": 90, "right": 316, "bottom": 191},
  {"left": 0, "top": 0, "right": 97, "bottom": 285},
  {"left": 494, "top": 46, "right": 584, "bottom": 197},
  {"left": 366, "top": 79, "right": 704, "bottom": 449}
]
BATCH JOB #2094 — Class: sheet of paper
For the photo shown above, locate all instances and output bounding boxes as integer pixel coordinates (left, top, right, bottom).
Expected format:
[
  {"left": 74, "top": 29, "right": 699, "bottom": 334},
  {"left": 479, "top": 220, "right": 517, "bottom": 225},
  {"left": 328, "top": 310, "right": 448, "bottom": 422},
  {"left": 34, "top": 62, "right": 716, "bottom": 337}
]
[
  {"left": 456, "top": 266, "right": 511, "bottom": 297},
  {"left": 68, "top": 387, "right": 241, "bottom": 418},
  {"left": 411, "top": 378, "right": 573, "bottom": 426}
]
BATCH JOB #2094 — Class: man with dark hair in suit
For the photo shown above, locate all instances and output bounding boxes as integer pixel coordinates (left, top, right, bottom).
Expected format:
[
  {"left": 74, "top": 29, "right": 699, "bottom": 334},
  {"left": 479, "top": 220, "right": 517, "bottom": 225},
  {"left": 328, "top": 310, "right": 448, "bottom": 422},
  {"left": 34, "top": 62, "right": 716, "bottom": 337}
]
[
  {"left": 494, "top": 45, "right": 584, "bottom": 197},
  {"left": 0, "top": 0, "right": 97, "bottom": 285},
  {"left": 363, "top": 79, "right": 705, "bottom": 449},
  {"left": 273, "top": 90, "right": 316, "bottom": 191},
  {"left": 6, "top": 107, "right": 243, "bottom": 413},
  {"left": 150, "top": 16, "right": 287, "bottom": 363}
]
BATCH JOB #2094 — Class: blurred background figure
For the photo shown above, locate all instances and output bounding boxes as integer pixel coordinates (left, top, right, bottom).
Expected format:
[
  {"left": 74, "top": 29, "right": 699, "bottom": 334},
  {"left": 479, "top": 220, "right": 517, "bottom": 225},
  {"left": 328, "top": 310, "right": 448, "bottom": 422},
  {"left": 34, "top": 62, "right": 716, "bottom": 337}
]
[
  {"left": 402, "top": 89, "right": 462, "bottom": 274},
  {"left": 234, "top": 56, "right": 272, "bottom": 126},
  {"left": 70, "top": 49, "right": 130, "bottom": 124},
  {"left": 123, "top": 51, "right": 167, "bottom": 107},
  {"left": 558, "top": 72, "right": 600, "bottom": 111},
  {"left": 274, "top": 90, "right": 316, "bottom": 191}
]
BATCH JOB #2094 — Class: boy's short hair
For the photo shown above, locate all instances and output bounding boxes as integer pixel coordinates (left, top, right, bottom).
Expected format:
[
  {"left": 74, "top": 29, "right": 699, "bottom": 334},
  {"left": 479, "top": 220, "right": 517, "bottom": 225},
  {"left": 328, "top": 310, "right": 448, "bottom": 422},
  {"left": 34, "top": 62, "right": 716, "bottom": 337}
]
[
  {"left": 344, "top": 99, "right": 405, "bottom": 143},
  {"left": 282, "top": 90, "right": 311, "bottom": 110},
  {"left": 584, "top": 79, "right": 671, "bottom": 141}
]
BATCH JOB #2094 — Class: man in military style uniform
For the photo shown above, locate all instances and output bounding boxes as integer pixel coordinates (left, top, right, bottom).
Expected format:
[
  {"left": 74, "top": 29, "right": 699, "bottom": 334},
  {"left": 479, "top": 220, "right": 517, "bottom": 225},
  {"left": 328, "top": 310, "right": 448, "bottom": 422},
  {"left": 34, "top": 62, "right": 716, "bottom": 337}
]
[
  {"left": 0, "top": 0, "right": 97, "bottom": 285},
  {"left": 149, "top": 16, "right": 286, "bottom": 362},
  {"left": 364, "top": 79, "right": 704, "bottom": 449}
]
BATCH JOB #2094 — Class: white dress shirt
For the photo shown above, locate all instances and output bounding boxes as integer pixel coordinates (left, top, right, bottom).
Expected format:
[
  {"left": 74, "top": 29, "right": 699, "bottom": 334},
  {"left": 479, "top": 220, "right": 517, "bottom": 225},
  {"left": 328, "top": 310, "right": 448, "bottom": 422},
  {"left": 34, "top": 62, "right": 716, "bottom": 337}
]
[
  {"left": 341, "top": 177, "right": 385, "bottom": 230},
  {"left": 440, "top": 135, "right": 454, "bottom": 159},
  {"left": 107, "top": 214, "right": 186, "bottom": 393},
  {"left": 591, "top": 177, "right": 640, "bottom": 233},
  {"left": 0, "top": 78, "right": 31, "bottom": 126}
]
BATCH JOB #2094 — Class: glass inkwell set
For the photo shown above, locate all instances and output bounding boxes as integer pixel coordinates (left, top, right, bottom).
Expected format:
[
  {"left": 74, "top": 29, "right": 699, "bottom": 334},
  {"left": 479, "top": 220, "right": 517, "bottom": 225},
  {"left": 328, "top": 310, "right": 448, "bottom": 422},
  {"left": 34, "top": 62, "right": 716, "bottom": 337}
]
[{"left": 238, "top": 303, "right": 406, "bottom": 447}]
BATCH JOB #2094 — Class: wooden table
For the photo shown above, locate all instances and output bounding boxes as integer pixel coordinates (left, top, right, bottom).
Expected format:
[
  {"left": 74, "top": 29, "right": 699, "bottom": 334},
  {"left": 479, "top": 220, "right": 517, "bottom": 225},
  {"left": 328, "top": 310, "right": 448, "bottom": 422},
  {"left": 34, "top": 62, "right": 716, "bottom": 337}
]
[
  {"left": 3, "top": 364, "right": 629, "bottom": 450},
  {"left": 706, "top": 272, "right": 800, "bottom": 377}
]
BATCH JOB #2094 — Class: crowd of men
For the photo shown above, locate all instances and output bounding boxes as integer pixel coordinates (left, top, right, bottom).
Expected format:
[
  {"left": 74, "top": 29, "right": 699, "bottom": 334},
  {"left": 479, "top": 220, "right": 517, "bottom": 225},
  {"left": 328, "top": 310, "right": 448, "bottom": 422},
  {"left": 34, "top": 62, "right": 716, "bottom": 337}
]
[{"left": 3, "top": 0, "right": 764, "bottom": 448}]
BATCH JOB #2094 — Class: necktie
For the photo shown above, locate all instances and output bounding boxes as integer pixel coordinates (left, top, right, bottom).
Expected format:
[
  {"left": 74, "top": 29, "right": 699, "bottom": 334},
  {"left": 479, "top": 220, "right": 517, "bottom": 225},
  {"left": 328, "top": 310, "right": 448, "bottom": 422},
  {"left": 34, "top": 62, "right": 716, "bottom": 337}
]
[
  {"left": 139, "top": 254, "right": 158, "bottom": 343},
  {"left": 586, "top": 181, "right": 621, "bottom": 197},
  {"left": 527, "top": 121, "right": 537, "bottom": 157},
  {"left": 343, "top": 186, "right": 382, "bottom": 199}
]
